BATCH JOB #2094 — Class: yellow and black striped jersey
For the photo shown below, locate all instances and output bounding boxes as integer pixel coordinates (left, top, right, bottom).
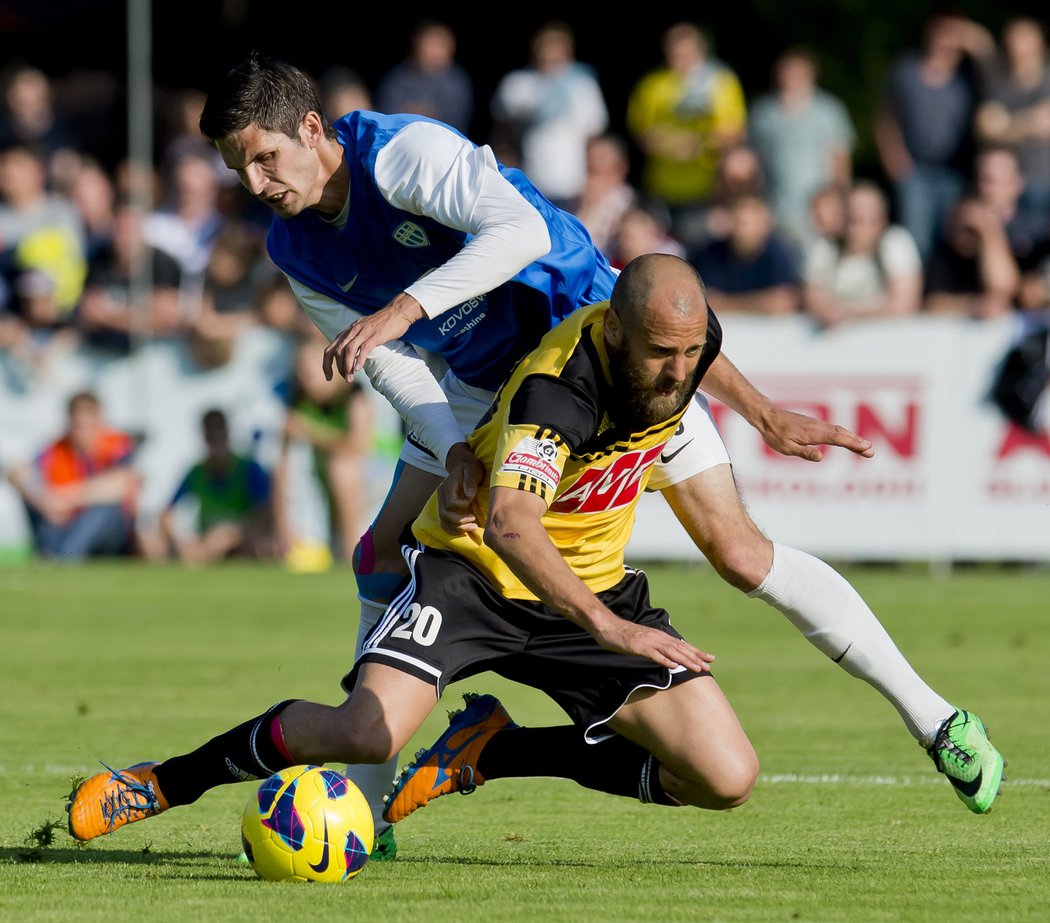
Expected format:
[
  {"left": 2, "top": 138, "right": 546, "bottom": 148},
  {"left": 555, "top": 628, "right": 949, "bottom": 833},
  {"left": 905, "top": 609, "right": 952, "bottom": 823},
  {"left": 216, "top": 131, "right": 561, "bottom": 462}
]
[{"left": 412, "top": 300, "right": 722, "bottom": 600}]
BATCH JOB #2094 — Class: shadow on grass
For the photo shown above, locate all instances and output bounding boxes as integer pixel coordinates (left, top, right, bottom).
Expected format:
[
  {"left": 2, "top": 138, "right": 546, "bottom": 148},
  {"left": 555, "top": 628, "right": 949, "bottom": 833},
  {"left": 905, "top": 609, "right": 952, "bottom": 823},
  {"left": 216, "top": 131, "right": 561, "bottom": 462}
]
[
  {"left": 3, "top": 846, "right": 854, "bottom": 874},
  {"left": 389, "top": 855, "right": 853, "bottom": 870},
  {"left": 0, "top": 845, "right": 238, "bottom": 866}
]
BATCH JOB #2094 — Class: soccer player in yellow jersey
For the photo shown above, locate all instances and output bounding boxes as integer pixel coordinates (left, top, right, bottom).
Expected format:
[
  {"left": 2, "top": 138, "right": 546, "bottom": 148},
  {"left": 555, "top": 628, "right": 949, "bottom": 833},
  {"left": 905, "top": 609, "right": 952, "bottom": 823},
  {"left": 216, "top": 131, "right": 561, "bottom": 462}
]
[
  {"left": 408, "top": 294, "right": 721, "bottom": 600},
  {"left": 67, "top": 254, "right": 1003, "bottom": 844},
  {"left": 68, "top": 254, "right": 764, "bottom": 844}
]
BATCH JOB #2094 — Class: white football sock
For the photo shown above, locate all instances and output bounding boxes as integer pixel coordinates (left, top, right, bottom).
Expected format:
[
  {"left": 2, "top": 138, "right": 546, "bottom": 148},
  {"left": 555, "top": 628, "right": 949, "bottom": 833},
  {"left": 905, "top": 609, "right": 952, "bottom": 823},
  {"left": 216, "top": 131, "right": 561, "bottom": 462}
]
[
  {"left": 345, "top": 595, "right": 399, "bottom": 835},
  {"left": 749, "top": 543, "right": 954, "bottom": 745}
]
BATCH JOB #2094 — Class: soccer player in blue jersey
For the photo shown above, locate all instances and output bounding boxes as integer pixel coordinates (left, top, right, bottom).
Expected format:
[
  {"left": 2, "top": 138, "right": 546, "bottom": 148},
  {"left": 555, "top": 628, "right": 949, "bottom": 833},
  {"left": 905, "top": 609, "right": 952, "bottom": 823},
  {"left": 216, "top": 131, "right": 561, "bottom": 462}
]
[{"left": 144, "top": 54, "right": 999, "bottom": 853}]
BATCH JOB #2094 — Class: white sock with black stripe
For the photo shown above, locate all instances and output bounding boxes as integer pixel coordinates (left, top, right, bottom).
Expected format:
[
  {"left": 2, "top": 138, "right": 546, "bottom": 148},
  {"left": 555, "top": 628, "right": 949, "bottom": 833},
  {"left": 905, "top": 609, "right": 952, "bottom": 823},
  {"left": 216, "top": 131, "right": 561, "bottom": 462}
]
[{"left": 749, "top": 543, "right": 954, "bottom": 745}]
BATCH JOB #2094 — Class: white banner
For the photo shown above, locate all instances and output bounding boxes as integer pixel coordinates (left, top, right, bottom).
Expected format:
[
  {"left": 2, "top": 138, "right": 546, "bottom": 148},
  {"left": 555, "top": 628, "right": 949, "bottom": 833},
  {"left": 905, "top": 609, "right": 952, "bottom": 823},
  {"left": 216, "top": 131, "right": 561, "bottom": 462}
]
[
  {"left": 2, "top": 316, "right": 1047, "bottom": 563},
  {"left": 628, "top": 314, "right": 1050, "bottom": 563}
]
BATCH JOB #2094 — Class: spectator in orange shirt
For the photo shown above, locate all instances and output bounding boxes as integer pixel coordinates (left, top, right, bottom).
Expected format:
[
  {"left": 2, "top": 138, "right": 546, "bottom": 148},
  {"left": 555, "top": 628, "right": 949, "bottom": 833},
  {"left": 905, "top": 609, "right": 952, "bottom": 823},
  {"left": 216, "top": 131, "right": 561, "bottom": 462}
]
[{"left": 7, "top": 390, "right": 139, "bottom": 560}]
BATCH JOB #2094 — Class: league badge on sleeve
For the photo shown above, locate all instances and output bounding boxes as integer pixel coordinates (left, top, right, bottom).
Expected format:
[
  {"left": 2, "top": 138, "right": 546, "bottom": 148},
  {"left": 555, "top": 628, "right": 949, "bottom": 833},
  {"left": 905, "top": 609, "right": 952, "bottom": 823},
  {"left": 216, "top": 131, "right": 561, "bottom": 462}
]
[{"left": 500, "top": 436, "right": 562, "bottom": 493}]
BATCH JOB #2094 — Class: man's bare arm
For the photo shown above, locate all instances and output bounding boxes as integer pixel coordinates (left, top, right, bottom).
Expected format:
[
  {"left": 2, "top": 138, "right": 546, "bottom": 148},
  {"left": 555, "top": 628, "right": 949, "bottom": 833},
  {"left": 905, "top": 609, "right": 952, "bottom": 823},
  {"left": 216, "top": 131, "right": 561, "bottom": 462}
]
[
  {"left": 702, "top": 352, "right": 875, "bottom": 461},
  {"left": 485, "top": 486, "right": 714, "bottom": 672}
]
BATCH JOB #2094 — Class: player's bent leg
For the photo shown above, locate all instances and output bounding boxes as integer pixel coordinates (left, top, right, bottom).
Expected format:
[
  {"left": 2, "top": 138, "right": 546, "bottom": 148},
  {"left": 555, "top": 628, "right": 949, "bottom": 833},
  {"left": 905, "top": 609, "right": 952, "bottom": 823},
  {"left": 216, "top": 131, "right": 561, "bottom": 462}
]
[
  {"left": 663, "top": 468, "right": 958, "bottom": 745},
  {"left": 68, "top": 667, "right": 436, "bottom": 843},
  {"left": 608, "top": 677, "right": 759, "bottom": 810},
  {"left": 283, "top": 664, "right": 437, "bottom": 767},
  {"left": 350, "top": 460, "right": 444, "bottom": 856},
  {"left": 382, "top": 684, "right": 752, "bottom": 822},
  {"left": 352, "top": 463, "right": 441, "bottom": 641},
  {"left": 357, "top": 461, "right": 443, "bottom": 580}
]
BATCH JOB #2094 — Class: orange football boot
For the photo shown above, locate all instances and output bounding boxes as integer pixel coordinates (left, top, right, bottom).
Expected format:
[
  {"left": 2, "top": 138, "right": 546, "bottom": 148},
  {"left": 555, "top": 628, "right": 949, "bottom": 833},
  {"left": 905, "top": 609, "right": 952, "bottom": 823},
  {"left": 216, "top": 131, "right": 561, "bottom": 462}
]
[
  {"left": 383, "top": 692, "right": 516, "bottom": 824},
  {"left": 67, "top": 761, "right": 169, "bottom": 841}
]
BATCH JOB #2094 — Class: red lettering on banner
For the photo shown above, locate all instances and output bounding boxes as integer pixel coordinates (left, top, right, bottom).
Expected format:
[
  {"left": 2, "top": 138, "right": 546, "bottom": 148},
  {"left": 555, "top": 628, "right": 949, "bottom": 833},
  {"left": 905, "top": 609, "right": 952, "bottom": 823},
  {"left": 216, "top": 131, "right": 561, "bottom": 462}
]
[
  {"left": 738, "top": 477, "right": 925, "bottom": 499},
  {"left": 550, "top": 444, "right": 664, "bottom": 514},
  {"left": 856, "top": 403, "right": 918, "bottom": 458},
  {"left": 986, "top": 478, "right": 1050, "bottom": 499},
  {"left": 713, "top": 389, "right": 920, "bottom": 461},
  {"left": 996, "top": 423, "right": 1050, "bottom": 460}
]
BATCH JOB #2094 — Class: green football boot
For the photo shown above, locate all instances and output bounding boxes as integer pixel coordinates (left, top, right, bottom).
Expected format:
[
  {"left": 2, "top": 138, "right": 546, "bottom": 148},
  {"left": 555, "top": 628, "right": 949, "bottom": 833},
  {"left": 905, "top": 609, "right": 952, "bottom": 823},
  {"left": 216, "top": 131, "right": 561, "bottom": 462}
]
[
  {"left": 927, "top": 709, "right": 1005, "bottom": 814},
  {"left": 370, "top": 825, "right": 398, "bottom": 861}
]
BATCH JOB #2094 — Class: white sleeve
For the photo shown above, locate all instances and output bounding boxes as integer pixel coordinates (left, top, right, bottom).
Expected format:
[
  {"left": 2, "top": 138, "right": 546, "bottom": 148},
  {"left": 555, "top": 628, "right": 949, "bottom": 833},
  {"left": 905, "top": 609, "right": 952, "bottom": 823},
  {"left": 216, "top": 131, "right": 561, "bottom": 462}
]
[
  {"left": 490, "top": 72, "right": 541, "bottom": 120},
  {"left": 574, "top": 77, "right": 609, "bottom": 137},
  {"left": 289, "top": 277, "right": 466, "bottom": 465},
  {"left": 373, "top": 120, "right": 551, "bottom": 318},
  {"left": 879, "top": 226, "right": 923, "bottom": 277},
  {"left": 803, "top": 238, "right": 837, "bottom": 286}
]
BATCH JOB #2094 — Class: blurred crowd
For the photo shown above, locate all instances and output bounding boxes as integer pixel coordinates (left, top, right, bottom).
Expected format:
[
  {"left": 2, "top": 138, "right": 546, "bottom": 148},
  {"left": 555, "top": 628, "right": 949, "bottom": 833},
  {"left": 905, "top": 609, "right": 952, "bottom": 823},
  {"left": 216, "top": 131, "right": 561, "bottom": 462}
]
[{"left": 2, "top": 12, "right": 1049, "bottom": 564}]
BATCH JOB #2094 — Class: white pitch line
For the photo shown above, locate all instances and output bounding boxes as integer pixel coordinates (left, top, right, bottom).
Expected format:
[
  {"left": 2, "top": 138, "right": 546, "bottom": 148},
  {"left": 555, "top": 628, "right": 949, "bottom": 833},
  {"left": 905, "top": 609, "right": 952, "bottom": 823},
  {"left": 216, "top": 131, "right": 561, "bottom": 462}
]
[{"left": 760, "top": 773, "right": 1045, "bottom": 787}]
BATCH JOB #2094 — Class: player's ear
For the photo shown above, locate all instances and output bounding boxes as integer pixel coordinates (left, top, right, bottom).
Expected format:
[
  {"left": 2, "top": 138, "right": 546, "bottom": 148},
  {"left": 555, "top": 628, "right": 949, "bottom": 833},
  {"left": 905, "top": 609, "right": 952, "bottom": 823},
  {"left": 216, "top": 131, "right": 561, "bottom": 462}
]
[{"left": 301, "top": 111, "right": 324, "bottom": 147}]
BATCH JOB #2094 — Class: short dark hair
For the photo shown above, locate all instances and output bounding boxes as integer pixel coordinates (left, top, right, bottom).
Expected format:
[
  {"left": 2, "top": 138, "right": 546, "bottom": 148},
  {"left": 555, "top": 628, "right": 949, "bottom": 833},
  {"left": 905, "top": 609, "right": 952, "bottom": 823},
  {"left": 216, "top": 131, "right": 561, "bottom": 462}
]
[
  {"left": 199, "top": 51, "right": 335, "bottom": 142},
  {"left": 67, "top": 390, "right": 100, "bottom": 415},
  {"left": 777, "top": 44, "right": 818, "bottom": 71},
  {"left": 202, "top": 408, "right": 228, "bottom": 431},
  {"left": 0, "top": 139, "right": 45, "bottom": 164}
]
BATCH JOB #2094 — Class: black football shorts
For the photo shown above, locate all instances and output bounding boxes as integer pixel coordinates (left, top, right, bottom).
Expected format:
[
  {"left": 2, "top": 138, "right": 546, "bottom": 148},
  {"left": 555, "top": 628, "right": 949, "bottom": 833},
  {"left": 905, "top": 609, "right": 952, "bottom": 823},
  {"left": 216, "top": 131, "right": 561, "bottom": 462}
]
[{"left": 345, "top": 542, "right": 707, "bottom": 742}]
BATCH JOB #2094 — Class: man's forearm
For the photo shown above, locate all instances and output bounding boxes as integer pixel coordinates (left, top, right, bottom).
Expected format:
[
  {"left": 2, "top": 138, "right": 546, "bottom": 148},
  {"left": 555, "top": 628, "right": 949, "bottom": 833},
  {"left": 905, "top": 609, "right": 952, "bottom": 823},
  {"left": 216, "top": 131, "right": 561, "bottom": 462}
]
[
  {"left": 74, "top": 468, "right": 137, "bottom": 505},
  {"left": 486, "top": 508, "right": 614, "bottom": 635},
  {"left": 699, "top": 352, "right": 774, "bottom": 430}
]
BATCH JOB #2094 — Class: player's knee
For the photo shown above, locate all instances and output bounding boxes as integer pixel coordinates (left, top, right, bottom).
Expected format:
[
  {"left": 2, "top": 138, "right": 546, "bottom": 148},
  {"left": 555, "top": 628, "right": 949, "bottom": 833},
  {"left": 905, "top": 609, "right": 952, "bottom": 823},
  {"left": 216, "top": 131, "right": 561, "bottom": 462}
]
[
  {"left": 706, "top": 755, "right": 759, "bottom": 809},
  {"left": 706, "top": 532, "right": 773, "bottom": 593},
  {"left": 671, "top": 750, "right": 759, "bottom": 810},
  {"left": 335, "top": 710, "right": 399, "bottom": 765}
]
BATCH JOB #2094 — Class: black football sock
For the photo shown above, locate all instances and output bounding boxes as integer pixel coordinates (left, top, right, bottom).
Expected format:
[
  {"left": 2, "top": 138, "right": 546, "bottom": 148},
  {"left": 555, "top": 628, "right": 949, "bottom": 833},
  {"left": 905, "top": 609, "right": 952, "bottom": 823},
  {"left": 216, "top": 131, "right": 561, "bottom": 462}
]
[
  {"left": 477, "top": 726, "right": 678, "bottom": 806},
  {"left": 152, "top": 700, "right": 300, "bottom": 807}
]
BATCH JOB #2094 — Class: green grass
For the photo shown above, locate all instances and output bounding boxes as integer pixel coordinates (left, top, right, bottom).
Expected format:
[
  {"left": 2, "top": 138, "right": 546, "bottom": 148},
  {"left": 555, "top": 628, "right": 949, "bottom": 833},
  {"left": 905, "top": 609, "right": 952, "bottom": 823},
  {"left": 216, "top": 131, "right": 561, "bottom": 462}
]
[{"left": 1, "top": 561, "right": 1048, "bottom": 922}]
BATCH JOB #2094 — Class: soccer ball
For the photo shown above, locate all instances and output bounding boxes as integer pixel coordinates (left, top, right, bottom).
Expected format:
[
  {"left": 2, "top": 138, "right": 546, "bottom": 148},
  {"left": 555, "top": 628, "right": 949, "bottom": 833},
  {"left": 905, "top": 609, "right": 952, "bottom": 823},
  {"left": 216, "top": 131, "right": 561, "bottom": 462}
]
[{"left": 241, "top": 764, "right": 374, "bottom": 882}]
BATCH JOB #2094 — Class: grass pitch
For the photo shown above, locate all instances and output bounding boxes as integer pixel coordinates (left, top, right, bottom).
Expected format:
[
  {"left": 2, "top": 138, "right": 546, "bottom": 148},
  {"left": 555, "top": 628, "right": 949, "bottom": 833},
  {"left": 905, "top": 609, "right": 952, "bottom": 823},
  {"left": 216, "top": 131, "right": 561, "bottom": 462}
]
[{"left": 1, "top": 560, "right": 1048, "bottom": 922}]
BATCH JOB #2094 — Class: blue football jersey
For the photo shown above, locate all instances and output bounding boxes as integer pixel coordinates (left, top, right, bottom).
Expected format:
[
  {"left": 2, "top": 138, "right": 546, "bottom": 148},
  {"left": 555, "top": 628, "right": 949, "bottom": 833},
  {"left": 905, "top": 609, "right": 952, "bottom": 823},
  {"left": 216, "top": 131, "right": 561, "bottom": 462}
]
[{"left": 267, "top": 111, "right": 617, "bottom": 391}]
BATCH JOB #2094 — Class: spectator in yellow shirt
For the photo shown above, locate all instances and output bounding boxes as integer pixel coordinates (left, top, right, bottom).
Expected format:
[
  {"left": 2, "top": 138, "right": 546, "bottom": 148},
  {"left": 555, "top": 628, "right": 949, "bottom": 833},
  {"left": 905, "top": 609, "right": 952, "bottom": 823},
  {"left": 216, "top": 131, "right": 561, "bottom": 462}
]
[{"left": 626, "top": 22, "right": 746, "bottom": 251}]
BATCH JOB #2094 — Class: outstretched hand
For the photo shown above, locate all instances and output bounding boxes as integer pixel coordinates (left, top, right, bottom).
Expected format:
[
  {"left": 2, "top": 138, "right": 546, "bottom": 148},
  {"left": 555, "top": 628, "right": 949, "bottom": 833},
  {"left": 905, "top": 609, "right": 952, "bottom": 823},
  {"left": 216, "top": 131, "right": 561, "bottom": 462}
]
[
  {"left": 758, "top": 407, "right": 874, "bottom": 462},
  {"left": 322, "top": 294, "right": 424, "bottom": 382}
]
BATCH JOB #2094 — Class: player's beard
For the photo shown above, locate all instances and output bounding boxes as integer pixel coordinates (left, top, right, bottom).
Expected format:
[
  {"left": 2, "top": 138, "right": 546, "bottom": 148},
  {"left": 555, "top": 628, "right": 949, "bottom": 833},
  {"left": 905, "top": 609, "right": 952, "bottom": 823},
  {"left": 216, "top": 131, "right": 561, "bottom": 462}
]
[{"left": 608, "top": 346, "right": 701, "bottom": 430}]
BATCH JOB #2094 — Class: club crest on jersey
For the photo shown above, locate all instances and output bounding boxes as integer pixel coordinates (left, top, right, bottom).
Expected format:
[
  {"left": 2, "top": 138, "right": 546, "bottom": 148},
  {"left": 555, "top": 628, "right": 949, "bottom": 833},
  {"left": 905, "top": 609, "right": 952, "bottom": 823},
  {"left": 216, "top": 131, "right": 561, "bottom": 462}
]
[
  {"left": 393, "top": 221, "right": 430, "bottom": 248},
  {"left": 550, "top": 444, "right": 664, "bottom": 514},
  {"left": 500, "top": 437, "right": 561, "bottom": 492}
]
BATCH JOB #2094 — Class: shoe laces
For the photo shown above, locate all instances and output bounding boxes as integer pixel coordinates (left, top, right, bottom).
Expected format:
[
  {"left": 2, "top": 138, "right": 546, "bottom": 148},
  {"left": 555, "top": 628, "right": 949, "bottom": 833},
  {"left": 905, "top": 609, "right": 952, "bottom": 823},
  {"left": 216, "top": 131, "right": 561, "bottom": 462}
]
[
  {"left": 929, "top": 717, "right": 975, "bottom": 774},
  {"left": 457, "top": 764, "right": 477, "bottom": 795},
  {"left": 98, "top": 762, "right": 159, "bottom": 833}
]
